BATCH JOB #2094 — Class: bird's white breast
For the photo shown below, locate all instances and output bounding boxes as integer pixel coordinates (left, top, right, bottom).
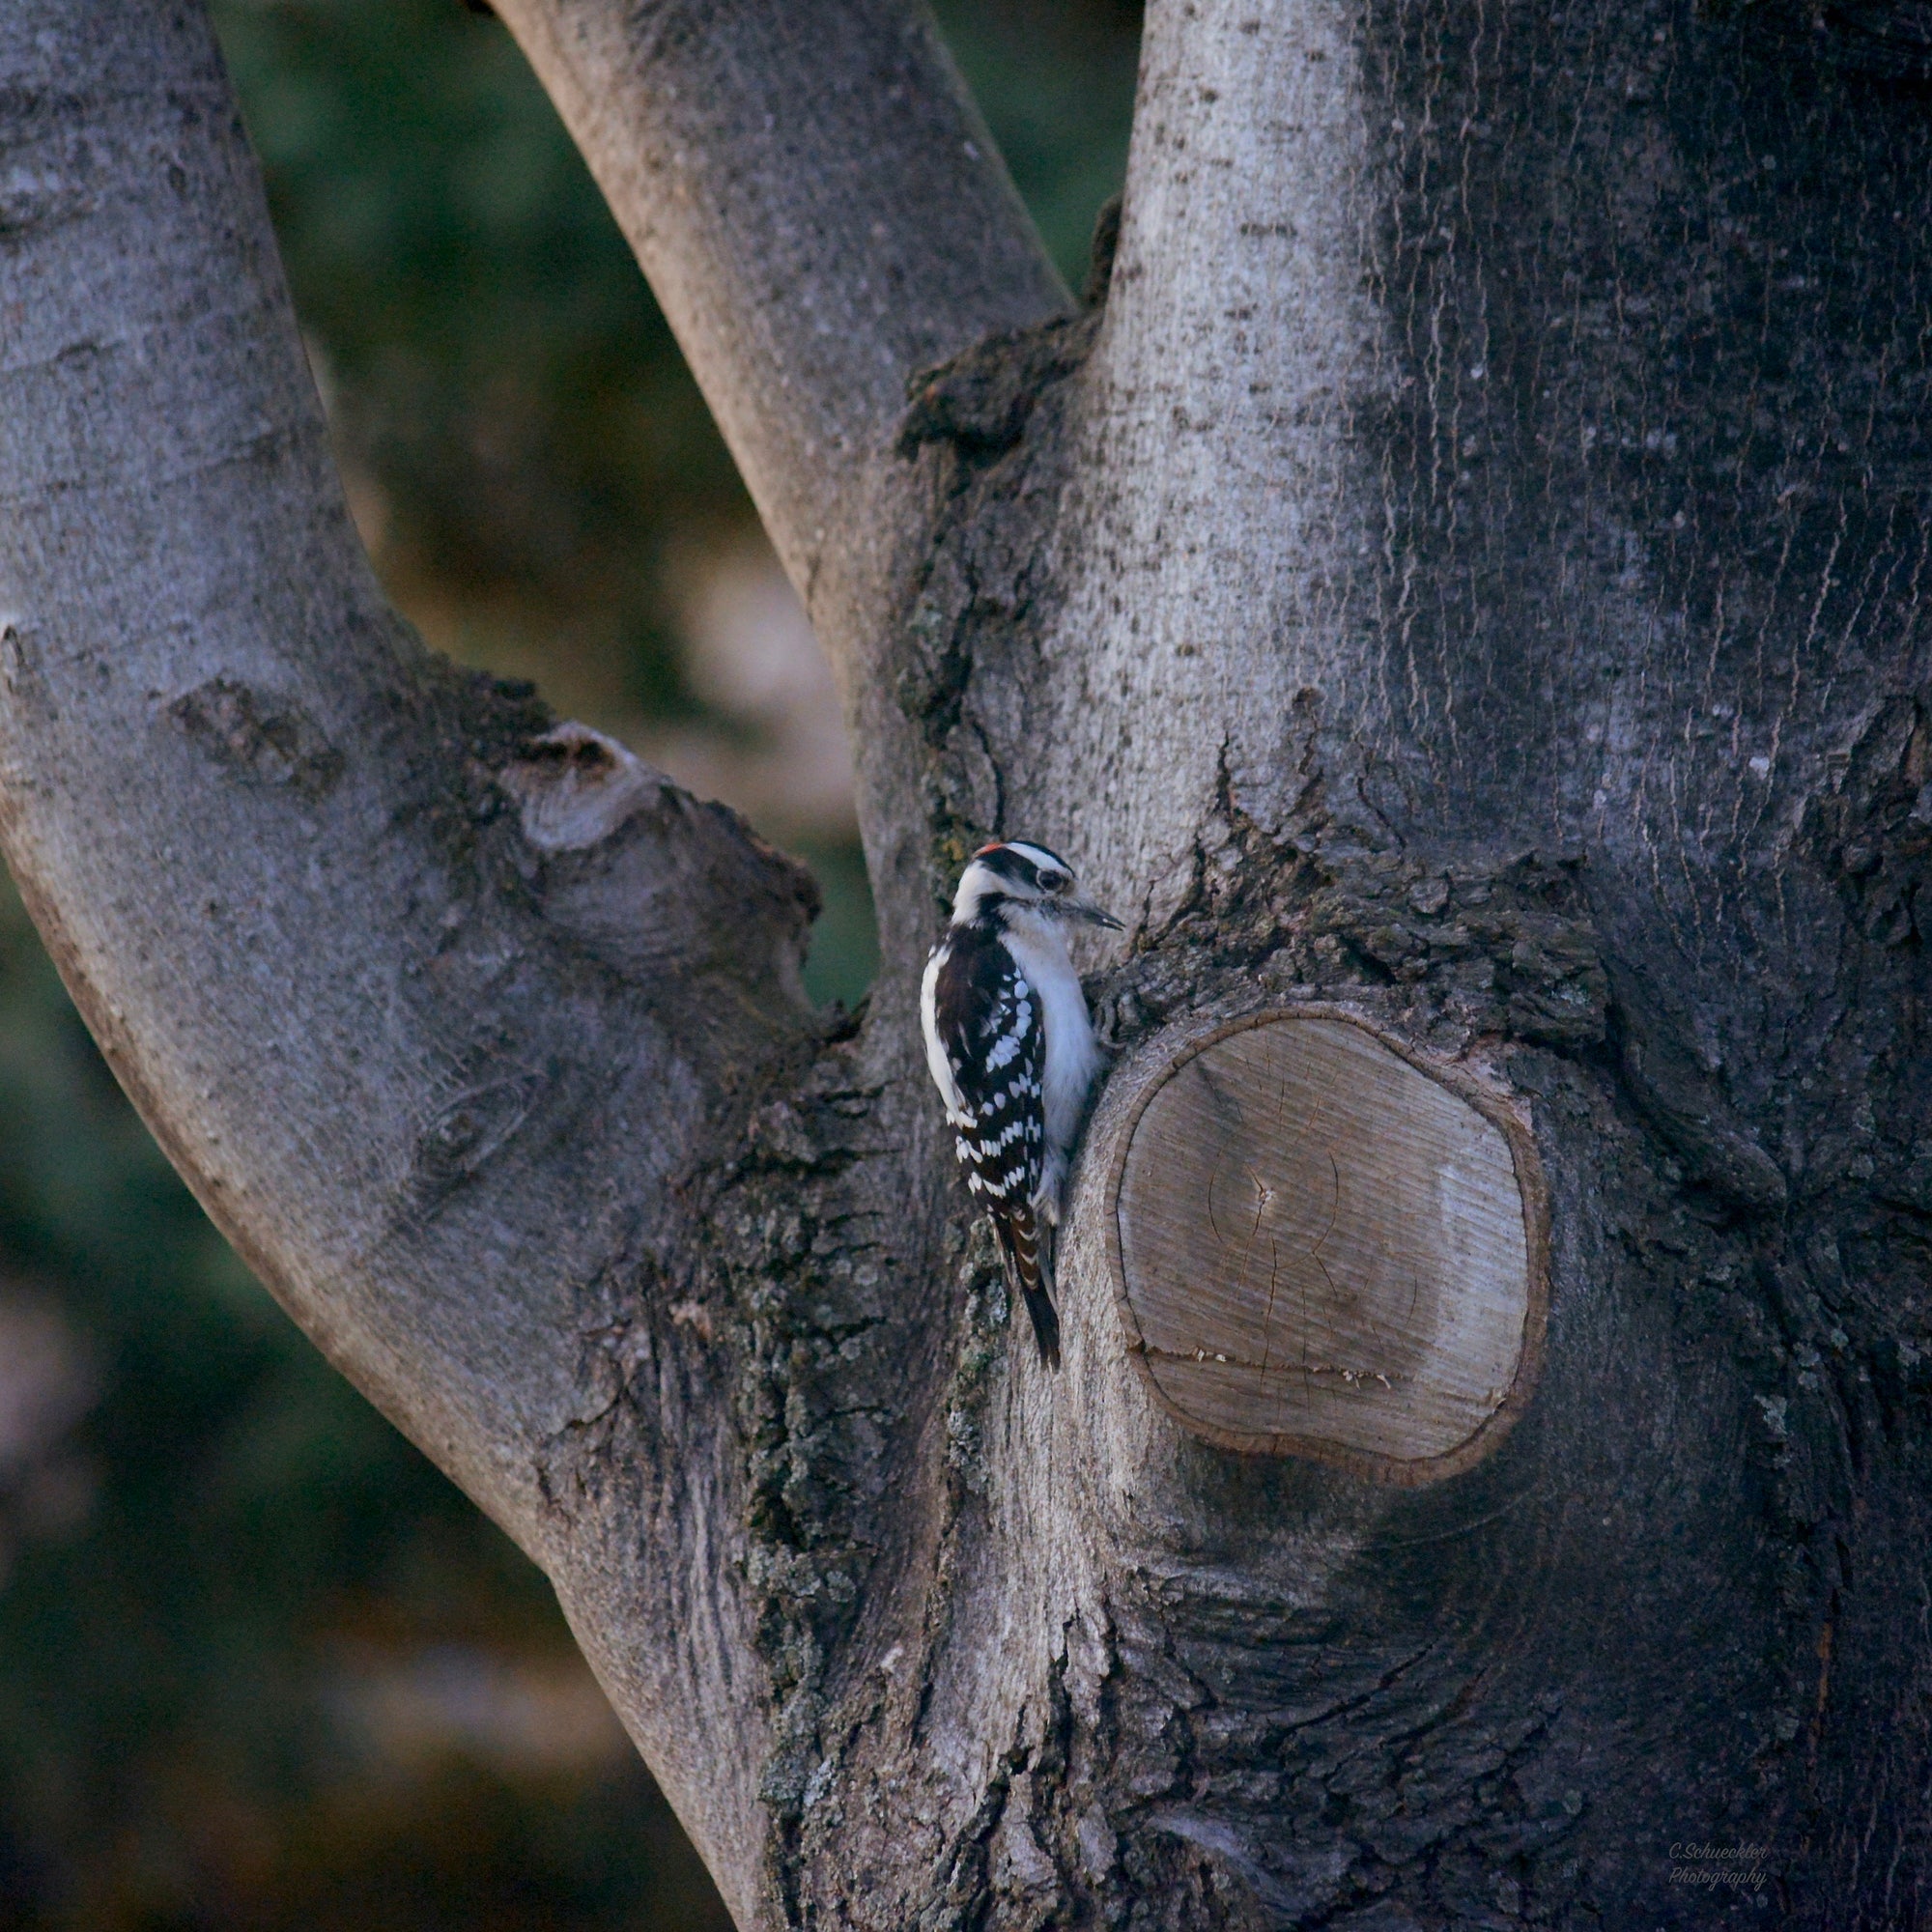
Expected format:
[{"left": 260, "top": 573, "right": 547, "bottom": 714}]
[{"left": 999, "top": 917, "right": 1099, "bottom": 1156}]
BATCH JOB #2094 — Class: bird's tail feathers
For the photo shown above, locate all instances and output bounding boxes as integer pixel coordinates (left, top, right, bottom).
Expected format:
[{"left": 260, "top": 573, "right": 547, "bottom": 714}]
[{"left": 992, "top": 1202, "right": 1061, "bottom": 1370}]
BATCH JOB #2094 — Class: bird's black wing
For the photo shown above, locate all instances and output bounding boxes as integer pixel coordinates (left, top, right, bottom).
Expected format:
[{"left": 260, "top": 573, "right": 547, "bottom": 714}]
[{"left": 931, "top": 928, "right": 1061, "bottom": 1367}]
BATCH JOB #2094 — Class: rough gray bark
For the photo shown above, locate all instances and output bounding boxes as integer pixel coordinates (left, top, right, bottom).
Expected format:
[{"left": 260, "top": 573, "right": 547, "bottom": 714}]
[{"left": 4, "top": 0, "right": 1931, "bottom": 1928}]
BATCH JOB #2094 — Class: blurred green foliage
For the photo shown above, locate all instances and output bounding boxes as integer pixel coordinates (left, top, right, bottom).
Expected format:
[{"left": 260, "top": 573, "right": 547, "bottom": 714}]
[{"left": 0, "top": 1, "right": 1138, "bottom": 1924}]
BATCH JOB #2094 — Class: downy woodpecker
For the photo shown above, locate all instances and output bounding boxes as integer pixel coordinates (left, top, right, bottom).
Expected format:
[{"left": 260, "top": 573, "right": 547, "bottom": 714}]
[{"left": 920, "top": 840, "right": 1122, "bottom": 1367}]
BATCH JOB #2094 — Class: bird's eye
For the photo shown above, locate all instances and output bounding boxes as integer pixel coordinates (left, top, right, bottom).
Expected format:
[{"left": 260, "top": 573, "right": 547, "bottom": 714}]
[{"left": 1042, "top": 872, "right": 1068, "bottom": 894}]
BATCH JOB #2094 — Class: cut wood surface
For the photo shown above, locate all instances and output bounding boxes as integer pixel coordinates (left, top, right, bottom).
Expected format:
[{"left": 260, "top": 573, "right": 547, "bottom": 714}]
[{"left": 1111, "top": 1011, "right": 1544, "bottom": 1477}]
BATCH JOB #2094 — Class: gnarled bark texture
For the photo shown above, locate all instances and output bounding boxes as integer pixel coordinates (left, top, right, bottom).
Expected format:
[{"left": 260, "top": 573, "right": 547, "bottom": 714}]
[{"left": 4, "top": 0, "right": 1930, "bottom": 1925}]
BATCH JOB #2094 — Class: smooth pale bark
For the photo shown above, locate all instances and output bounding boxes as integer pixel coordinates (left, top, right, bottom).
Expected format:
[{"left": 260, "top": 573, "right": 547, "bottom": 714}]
[
  {"left": 5, "top": 0, "right": 1932, "bottom": 1925},
  {"left": 490, "top": 0, "right": 1067, "bottom": 591}
]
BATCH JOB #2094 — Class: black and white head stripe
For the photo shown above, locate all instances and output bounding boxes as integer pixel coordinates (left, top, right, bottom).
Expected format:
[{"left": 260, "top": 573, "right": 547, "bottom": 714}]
[
  {"left": 972, "top": 840, "right": 1070, "bottom": 890},
  {"left": 952, "top": 840, "right": 1079, "bottom": 924}
]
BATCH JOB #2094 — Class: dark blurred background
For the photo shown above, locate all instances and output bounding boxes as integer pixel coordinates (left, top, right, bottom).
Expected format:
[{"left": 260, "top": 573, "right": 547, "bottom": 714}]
[{"left": 0, "top": 2, "right": 1139, "bottom": 1925}]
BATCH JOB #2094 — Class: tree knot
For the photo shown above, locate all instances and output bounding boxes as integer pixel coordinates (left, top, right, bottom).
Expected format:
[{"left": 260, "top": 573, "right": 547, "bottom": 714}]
[{"left": 897, "top": 311, "right": 1099, "bottom": 463}]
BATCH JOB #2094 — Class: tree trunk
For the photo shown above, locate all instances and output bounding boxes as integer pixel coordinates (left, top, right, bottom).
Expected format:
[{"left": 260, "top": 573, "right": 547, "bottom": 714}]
[{"left": 4, "top": 0, "right": 1930, "bottom": 1924}]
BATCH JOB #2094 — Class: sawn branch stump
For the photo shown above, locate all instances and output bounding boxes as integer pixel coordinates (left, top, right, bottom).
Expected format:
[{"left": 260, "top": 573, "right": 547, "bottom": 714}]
[{"left": 1099, "top": 1008, "right": 1548, "bottom": 1483}]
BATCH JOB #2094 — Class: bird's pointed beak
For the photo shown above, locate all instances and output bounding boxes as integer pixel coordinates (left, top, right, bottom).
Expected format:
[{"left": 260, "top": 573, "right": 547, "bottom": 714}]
[{"left": 1065, "top": 895, "right": 1124, "bottom": 931}]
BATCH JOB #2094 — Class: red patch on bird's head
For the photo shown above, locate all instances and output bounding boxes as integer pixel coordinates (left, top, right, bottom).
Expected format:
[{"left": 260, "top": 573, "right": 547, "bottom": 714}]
[{"left": 975, "top": 841, "right": 1005, "bottom": 857}]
